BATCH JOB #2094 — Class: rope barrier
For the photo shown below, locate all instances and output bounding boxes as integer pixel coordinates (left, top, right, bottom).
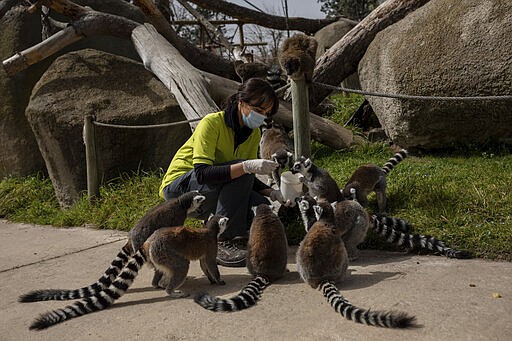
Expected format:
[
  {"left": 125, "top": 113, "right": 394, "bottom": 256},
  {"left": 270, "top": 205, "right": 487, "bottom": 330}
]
[
  {"left": 92, "top": 117, "right": 202, "bottom": 129},
  {"left": 313, "top": 81, "right": 512, "bottom": 101},
  {"left": 88, "top": 81, "right": 511, "bottom": 131}
]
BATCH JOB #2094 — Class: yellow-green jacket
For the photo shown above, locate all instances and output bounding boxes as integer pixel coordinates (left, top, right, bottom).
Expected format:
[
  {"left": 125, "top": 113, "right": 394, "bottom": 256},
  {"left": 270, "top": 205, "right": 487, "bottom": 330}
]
[{"left": 159, "top": 111, "right": 261, "bottom": 198}]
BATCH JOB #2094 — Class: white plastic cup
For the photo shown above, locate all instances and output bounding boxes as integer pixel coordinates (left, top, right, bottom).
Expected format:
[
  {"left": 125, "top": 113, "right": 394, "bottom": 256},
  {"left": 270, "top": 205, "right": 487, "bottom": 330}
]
[{"left": 280, "top": 171, "right": 303, "bottom": 207}]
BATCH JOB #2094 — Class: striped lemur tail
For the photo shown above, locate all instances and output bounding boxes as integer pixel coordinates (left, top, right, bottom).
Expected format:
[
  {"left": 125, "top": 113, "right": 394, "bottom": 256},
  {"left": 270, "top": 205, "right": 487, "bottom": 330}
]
[
  {"left": 321, "top": 282, "right": 416, "bottom": 328},
  {"left": 194, "top": 275, "right": 270, "bottom": 312},
  {"left": 29, "top": 249, "right": 146, "bottom": 330},
  {"left": 19, "top": 242, "right": 132, "bottom": 302},
  {"left": 371, "top": 215, "right": 473, "bottom": 259},
  {"left": 382, "top": 149, "right": 408, "bottom": 174}
]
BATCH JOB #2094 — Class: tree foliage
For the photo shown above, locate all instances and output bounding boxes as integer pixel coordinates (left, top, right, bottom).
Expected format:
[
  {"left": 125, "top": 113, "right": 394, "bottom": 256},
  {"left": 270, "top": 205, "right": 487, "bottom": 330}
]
[{"left": 317, "top": 0, "right": 380, "bottom": 21}]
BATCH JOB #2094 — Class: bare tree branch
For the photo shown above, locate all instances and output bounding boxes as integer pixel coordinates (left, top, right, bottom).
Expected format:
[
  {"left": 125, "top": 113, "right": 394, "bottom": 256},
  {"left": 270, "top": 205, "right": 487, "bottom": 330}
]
[
  {"left": 176, "top": 0, "right": 235, "bottom": 54},
  {"left": 186, "top": 0, "right": 343, "bottom": 34},
  {"left": 133, "top": 0, "right": 238, "bottom": 79},
  {"left": 132, "top": 23, "right": 219, "bottom": 129},
  {"left": 2, "top": 1, "right": 139, "bottom": 76}
]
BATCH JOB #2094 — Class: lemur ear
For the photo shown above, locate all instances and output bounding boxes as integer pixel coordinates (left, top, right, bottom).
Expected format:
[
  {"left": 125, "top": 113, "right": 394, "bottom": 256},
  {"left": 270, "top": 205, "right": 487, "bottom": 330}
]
[
  {"left": 287, "top": 151, "right": 293, "bottom": 157},
  {"left": 313, "top": 205, "right": 323, "bottom": 220},
  {"left": 349, "top": 188, "right": 357, "bottom": 200},
  {"left": 207, "top": 213, "right": 214, "bottom": 221},
  {"left": 251, "top": 205, "right": 259, "bottom": 217},
  {"left": 304, "top": 158, "right": 311, "bottom": 167},
  {"left": 194, "top": 195, "right": 206, "bottom": 205},
  {"left": 218, "top": 217, "right": 229, "bottom": 236},
  {"left": 298, "top": 198, "right": 309, "bottom": 210},
  {"left": 331, "top": 201, "right": 337, "bottom": 210}
]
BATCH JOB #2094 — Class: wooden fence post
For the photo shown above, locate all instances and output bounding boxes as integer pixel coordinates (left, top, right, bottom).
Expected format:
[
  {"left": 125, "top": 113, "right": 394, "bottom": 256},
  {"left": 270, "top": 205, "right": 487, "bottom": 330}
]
[
  {"left": 83, "top": 115, "right": 99, "bottom": 202},
  {"left": 291, "top": 78, "right": 311, "bottom": 159}
]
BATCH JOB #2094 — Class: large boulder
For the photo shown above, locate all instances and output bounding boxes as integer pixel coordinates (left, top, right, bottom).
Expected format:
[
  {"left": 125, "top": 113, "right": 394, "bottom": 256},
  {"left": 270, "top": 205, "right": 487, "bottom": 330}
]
[
  {"left": 0, "top": 6, "right": 47, "bottom": 178},
  {"left": 314, "top": 19, "right": 361, "bottom": 91},
  {"left": 358, "top": 0, "right": 512, "bottom": 150},
  {"left": 26, "top": 49, "right": 191, "bottom": 207},
  {"left": 0, "top": 1, "right": 145, "bottom": 179}
]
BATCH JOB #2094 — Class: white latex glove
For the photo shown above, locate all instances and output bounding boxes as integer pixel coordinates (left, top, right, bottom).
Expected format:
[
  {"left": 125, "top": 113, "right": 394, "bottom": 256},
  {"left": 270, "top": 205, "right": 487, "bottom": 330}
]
[{"left": 242, "top": 159, "right": 278, "bottom": 175}]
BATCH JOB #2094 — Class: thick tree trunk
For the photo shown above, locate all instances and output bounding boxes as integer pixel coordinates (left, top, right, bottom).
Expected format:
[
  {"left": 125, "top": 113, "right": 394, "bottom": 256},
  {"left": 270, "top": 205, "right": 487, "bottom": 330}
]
[
  {"left": 310, "top": 0, "right": 432, "bottom": 109},
  {"left": 186, "top": 0, "right": 341, "bottom": 35},
  {"left": 131, "top": 23, "right": 218, "bottom": 129}
]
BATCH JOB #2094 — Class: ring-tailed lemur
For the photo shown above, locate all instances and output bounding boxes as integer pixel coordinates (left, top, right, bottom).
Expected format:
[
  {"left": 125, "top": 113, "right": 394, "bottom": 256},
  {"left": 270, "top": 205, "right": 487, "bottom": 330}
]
[
  {"left": 298, "top": 194, "right": 470, "bottom": 259},
  {"left": 331, "top": 199, "right": 369, "bottom": 261},
  {"left": 371, "top": 215, "right": 473, "bottom": 259},
  {"left": 26, "top": 215, "right": 228, "bottom": 330},
  {"left": 19, "top": 191, "right": 205, "bottom": 302},
  {"left": 266, "top": 64, "right": 287, "bottom": 91},
  {"left": 259, "top": 122, "right": 294, "bottom": 187},
  {"left": 297, "top": 193, "right": 318, "bottom": 233},
  {"left": 296, "top": 199, "right": 417, "bottom": 328},
  {"left": 341, "top": 149, "right": 408, "bottom": 214},
  {"left": 297, "top": 193, "right": 369, "bottom": 261},
  {"left": 291, "top": 156, "right": 343, "bottom": 203},
  {"left": 195, "top": 204, "right": 288, "bottom": 311},
  {"left": 278, "top": 33, "right": 318, "bottom": 83}
]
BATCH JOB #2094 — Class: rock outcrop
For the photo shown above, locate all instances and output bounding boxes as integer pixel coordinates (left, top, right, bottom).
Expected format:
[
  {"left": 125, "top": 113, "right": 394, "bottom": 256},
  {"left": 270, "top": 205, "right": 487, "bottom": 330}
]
[
  {"left": 26, "top": 49, "right": 190, "bottom": 207},
  {"left": 358, "top": 0, "right": 512, "bottom": 149},
  {"left": 1, "top": 1, "right": 145, "bottom": 178}
]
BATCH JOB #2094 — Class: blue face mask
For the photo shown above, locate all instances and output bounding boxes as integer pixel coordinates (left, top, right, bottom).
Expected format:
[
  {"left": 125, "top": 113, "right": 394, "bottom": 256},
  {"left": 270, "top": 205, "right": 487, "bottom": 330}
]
[{"left": 242, "top": 109, "right": 267, "bottom": 129}]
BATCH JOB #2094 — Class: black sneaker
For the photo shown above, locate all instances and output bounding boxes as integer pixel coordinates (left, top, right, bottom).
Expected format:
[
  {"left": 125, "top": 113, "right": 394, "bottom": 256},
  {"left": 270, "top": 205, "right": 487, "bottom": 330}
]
[{"left": 216, "top": 241, "right": 247, "bottom": 267}]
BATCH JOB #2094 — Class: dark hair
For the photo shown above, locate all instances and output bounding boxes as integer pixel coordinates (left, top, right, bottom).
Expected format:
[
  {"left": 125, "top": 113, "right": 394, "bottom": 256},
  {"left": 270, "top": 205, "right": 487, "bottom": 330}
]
[{"left": 227, "top": 78, "right": 279, "bottom": 117}]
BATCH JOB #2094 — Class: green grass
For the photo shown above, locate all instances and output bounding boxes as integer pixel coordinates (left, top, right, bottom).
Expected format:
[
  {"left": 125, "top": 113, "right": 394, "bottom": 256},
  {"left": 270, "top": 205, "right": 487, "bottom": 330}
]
[
  {"left": 326, "top": 92, "right": 372, "bottom": 137},
  {"left": 1, "top": 94, "right": 510, "bottom": 261},
  {"left": 0, "top": 171, "right": 164, "bottom": 230},
  {"left": 311, "top": 142, "right": 512, "bottom": 261},
  {"left": 1, "top": 144, "right": 510, "bottom": 260}
]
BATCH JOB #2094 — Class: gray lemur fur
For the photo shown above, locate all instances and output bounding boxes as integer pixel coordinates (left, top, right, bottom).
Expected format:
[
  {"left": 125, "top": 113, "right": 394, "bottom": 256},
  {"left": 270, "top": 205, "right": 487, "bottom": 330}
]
[
  {"left": 259, "top": 122, "right": 294, "bottom": 187},
  {"left": 291, "top": 156, "right": 343, "bottom": 203}
]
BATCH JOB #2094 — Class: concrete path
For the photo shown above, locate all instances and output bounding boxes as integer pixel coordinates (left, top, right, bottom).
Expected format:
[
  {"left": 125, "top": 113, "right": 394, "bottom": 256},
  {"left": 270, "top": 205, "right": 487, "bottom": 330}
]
[{"left": 1, "top": 219, "right": 511, "bottom": 341}]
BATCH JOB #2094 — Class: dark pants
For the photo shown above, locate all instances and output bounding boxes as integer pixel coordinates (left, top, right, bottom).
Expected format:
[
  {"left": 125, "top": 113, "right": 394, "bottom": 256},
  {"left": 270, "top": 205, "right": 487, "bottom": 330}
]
[{"left": 162, "top": 166, "right": 269, "bottom": 239}]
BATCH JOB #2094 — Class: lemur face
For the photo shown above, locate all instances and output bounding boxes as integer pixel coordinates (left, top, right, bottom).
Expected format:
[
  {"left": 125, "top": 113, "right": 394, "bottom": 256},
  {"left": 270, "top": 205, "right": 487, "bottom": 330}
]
[
  {"left": 188, "top": 194, "right": 206, "bottom": 215},
  {"left": 272, "top": 150, "right": 293, "bottom": 169},
  {"left": 291, "top": 156, "right": 311, "bottom": 175}
]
